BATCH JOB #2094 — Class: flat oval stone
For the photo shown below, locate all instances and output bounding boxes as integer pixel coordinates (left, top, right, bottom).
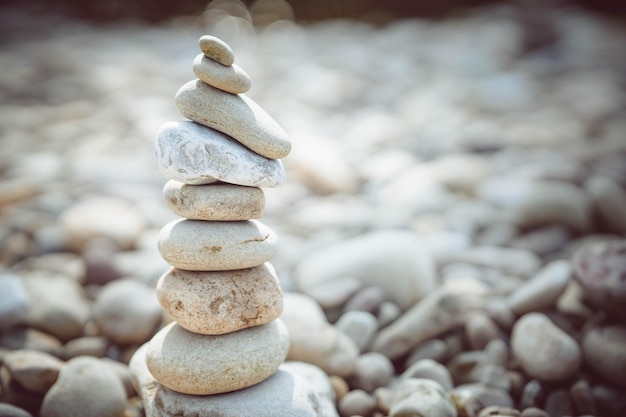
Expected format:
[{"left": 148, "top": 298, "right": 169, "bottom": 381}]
[
  {"left": 193, "top": 54, "right": 251, "bottom": 94},
  {"left": 145, "top": 320, "right": 290, "bottom": 395},
  {"left": 175, "top": 80, "right": 291, "bottom": 159},
  {"left": 162, "top": 180, "right": 264, "bottom": 221},
  {"left": 157, "top": 264, "right": 283, "bottom": 335},
  {"left": 155, "top": 121, "right": 285, "bottom": 187},
  {"left": 157, "top": 218, "right": 277, "bottom": 271},
  {"left": 198, "top": 35, "right": 234, "bottom": 66}
]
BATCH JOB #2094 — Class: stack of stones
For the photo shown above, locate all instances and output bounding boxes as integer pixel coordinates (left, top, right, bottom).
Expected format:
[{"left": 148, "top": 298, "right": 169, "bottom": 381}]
[{"left": 130, "top": 35, "right": 292, "bottom": 410}]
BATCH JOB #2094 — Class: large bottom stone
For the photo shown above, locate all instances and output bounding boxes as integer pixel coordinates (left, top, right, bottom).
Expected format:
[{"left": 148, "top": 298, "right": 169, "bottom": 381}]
[
  {"left": 130, "top": 343, "right": 338, "bottom": 417},
  {"left": 145, "top": 320, "right": 289, "bottom": 395}
]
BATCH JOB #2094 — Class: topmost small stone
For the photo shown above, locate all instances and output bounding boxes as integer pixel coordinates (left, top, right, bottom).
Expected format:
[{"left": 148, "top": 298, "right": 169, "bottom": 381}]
[{"left": 199, "top": 35, "right": 235, "bottom": 67}]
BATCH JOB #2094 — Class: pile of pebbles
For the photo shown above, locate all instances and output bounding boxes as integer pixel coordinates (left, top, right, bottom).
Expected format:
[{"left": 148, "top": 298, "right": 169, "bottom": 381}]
[{"left": 1, "top": 1, "right": 626, "bottom": 417}]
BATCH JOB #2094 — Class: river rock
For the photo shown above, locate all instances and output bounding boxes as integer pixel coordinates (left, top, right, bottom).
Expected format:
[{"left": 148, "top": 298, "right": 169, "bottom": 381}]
[
  {"left": 338, "top": 389, "right": 376, "bottom": 417},
  {"left": 60, "top": 196, "right": 146, "bottom": 251},
  {"left": 156, "top": 264, "right": 283, "bottom": 335},
  {"left": 334, "top": 310, "right": 378, "bottom": 352},
  {"left": 571, "top": 239, "right": 626, "bottom": 315},
  {"left": 582, "top": 324, "right": 626, "bottom": 387},
  {"left": 0, "top": 403, "right": 33, "bottom": 417},
  {"left": 372, "top": 289, "right": 482, "bottom": 360},
  {"left": 282, "top": 292, "right": 358, "bottom": 377},
  {"left": 350, "top": 352, "right": 394, "bottom": 393},
  {"left": 40, "top": 356, "right": 127, "bottom": 417},
  {"left": 3, "top": 349, "right": 64, "bottom": 393},
  {"left": 295, "top": 230, "right": 436, "bottom": 310},
  {"left": 401, "top": 359, "right": 454, "bottom": 390},
  {"left": 92, "top": 279, "right": 162, "bottom": 345},
  {"left": 145, "top": 320, "right": 289, "bottom": 395},
  {"left": 390, "top": 378, "right": 457, "bottom": 417},
  {"left": 155, "top": 121, "right": 286, "bottom": 187},
  {"left": 193, "top": 54, "right": 251, "bottom": 94},
  {"left": 157, "top": 218, "right": 277, "bottom": 271},
  {"left": 511, "top": 313, "right": 581, "bottom": 381},
  {"left": 131, "top": 343, "right": 336, "bottom": 417},
  {"left": 478, "top": 177, "right": 592, "bottom": 233},
  {"left": 162, "top": 180, "right": 264, "bottom": 221},
  {"left": 198, "top": 35, "right": 234, "bottom": 66},
  {"left": 0, "top": 272, "right": 29, "bottom": 329},
  {"left": 585, "top": 175, "right": 626, "bottom": 234},
  {"left": 21, "top": 272, "right": 90, "bottom": 342},
  {"left": 507, "top": 260, "right": 571, "bottom": 315},
  {"left": 175, "top": 80, "right": 291, "bottom": 159}
]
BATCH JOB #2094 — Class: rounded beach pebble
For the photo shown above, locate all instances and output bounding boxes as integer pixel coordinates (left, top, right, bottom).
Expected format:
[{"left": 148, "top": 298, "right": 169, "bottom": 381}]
[
  {"left": 40, "top": 356, "right": 126, "bottom": 417},
  {"left": 162, "top": 180, "right": 264, "bottom": 221},
  {"left": 157, "top": 218, "right": 277, "bottom": 271},
  {"left": 155, "top": 121, "right": 286, "bottom": 187},
  {"left": 198, "top": 35, "right": 234, "bottom": 66},
  {"left": 145, "top": 319, "right": 290, "bottom": 395},
  {"left": 511, "top": 312, "right": 581, "bottom": 381},
  {"left": 193, "top": 53, "right": 251, "bottom": 94},
  {"left": 156, "top": 264, "right": 283, "bottom": 335}
]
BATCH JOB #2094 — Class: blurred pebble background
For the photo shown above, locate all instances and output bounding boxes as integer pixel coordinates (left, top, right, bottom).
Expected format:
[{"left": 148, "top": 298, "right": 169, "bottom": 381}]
[{"left": 0, "top": 0, "right": 625, "bottom": 416}]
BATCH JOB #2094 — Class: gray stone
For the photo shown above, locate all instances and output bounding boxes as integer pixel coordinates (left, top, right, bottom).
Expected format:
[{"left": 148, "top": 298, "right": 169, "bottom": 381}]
[
  {"left": 0, "top": 403, "right": 34, "bottom": 417},
  {"left": 175, "top": 80, "right": 291, "bottom": 159},
  {"left": 450, "top": 383, "right": 514, "bottom": 417},
  {"left": 3, "top": 349, "right": 64, "bottom": 393},
  {"left": 507, "top": 260, "right": 571, "bottom": 315},
  {"left": 401, "top": 359, "right": 454, "bottom": 390},
  {"left": 0, "top": 273, "right": 29, "bottom": 329},
  {"left": 282, "top": 292, "right": 358, "bottom": 377},
  {"left": 582, "top": 324, "right": 626, "bottom": 387},
  {"left": 145, "top": 320, "right": 289, "bottom": 395},
  {"left": 338, "top": 389, "right": 376, "bottom": 417},
  {"left": 156, "top": 264, "right": 283, "bottom": 335},
  {"left": 198, "top": 35, "right": 234, "bottom": 66},
  {"left": 40, "top": 356, "right": 127, "bottom": 417},
  {"left": 478, "top": 177, "right": 592, "bottom": 233},
  {"left": 157, "top": 218, "right": 277, "bottom": 271},
  {"left": 585, "top": 175, "right": 626, "bottom": 234},
  {"left": 130, "top": 344, "right": 337, "bottom": 417},
  {"left": 193, "top": 54, "right": 251, "bottom": 94},
  {"left": 92, "top": 279, "right": 162, "bottom": 345},
  {"left": 350, "top": 352, "right": 394, "bottom": 393},
  {"left": 511, "top": 313, "right": 581, "bottom": 381},
  {"left": 372, "top": 289, "right": 482, "bottom": 360},
  {"left": 162, "top": 180, "right": 264, "bottom": 221},
  {"left": 21, "top": 272, "right": 90, "bottom": 342},
  {"left": 334, "top": 310, "right": 378, "bottom": 352},
  {"left": 390, "top": 378, "right": 457, "bottom": 417},
  {"left": 295, "top": 230, "right": 436, "bottom": 311},
  {"left": 155, "top": 121, "right": 286, "bottom": 187}
]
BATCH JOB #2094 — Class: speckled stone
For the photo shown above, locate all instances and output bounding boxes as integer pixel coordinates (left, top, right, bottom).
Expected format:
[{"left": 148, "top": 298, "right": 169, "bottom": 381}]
[
  {"left": 198, "top": 35, "right": 234, "bottom": 66},
  {"left": 162, "top": 180, "right": 264, "bottom": 221},
  {"left": 193, "top": 54, "right": 251, "bottom": 94},
  {"left": 157, "top": 218, "right": 277, "bottom": 271},
  {"left": 145, "top": 320, "right": 290, "bottom": 395},
  {"left": 155, "top": 121, "right": 286, "bottom": 187},
  {"left": 157, "top": 264, "right": 283, "bottom": 335},
  {"left": 175, "top": 80, "right": 291, "bottom": 159}
]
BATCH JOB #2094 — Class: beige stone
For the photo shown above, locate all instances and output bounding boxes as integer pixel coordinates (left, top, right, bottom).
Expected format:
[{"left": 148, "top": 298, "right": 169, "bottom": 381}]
[
  {"left": 157, "top": 264, "right": 283, "bottom": 335},
  {"left": 162, "top": 180, "right": 264, "bottom": 221},
  {"left": 145, "top": 320, "right": 290, "bottom": 395},
  {"left": 193, "top": 54, "right": 251, "bottom": 94},
  {"left": 198, "top": 35, "right": 234, "bottom": 66},
  {"left": 175, "top": 79, "right": 291, "bottom": 159},
  {"left": 157, "top": 219, "right": 277, "bottom": 271}
]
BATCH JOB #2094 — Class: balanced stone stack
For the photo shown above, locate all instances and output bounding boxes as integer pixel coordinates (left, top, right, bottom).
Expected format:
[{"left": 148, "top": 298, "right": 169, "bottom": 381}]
[{"left": 130, "top": 35, "right": 292, "bottom": 413}]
